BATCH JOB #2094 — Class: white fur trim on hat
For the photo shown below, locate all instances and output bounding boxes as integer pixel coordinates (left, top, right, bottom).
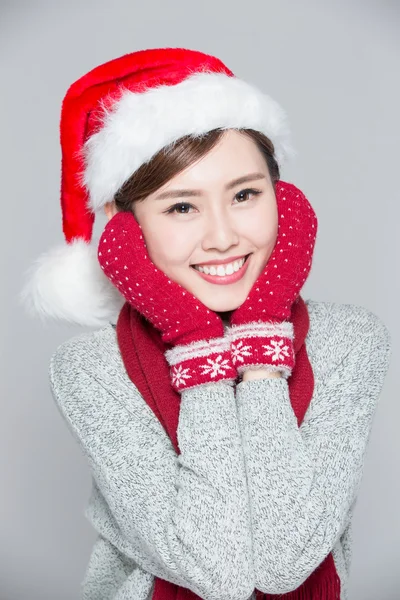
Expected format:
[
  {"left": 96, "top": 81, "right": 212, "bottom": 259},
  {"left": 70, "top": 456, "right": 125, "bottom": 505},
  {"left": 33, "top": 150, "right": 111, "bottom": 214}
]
[
  {"left": 83, "top": 71, "right": 294, "bottom": 211},
  {"left": 20, "top": 239, "right": 125, "bottom": 328}
]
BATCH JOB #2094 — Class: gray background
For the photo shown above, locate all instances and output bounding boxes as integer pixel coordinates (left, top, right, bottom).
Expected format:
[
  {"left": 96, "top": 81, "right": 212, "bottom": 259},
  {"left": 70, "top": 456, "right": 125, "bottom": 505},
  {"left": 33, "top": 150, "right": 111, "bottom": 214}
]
[{"left": 1, "top": 0, "right": 399, "bottom": 598}]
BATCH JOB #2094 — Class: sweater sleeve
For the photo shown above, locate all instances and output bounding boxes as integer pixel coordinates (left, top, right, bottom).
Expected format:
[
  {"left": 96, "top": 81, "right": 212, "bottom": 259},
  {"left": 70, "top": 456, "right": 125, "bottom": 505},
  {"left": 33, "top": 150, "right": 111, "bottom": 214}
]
[
  {"left": 235, "top": 304, "right": 392, "bottom": 595},
  {"left": 49, "top": 337, "right": 255, "bottom": 600}
]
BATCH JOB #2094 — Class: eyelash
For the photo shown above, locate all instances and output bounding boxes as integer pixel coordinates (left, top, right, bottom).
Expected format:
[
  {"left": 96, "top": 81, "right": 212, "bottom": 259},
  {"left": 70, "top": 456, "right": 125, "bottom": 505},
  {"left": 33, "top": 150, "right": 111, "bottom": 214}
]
[{"left": 163, "top": 188, "right": 262, "bottom": 215}]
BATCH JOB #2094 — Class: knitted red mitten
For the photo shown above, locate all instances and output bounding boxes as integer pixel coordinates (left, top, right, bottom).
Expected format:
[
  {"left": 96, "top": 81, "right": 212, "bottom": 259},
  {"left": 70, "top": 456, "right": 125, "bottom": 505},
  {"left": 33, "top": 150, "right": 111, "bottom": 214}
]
[
  {"left": 228, "top": 180, "right": 318, "bottom": 379},
  {"left": 98, "top": 212, "right": 236, "bottom": 393}
]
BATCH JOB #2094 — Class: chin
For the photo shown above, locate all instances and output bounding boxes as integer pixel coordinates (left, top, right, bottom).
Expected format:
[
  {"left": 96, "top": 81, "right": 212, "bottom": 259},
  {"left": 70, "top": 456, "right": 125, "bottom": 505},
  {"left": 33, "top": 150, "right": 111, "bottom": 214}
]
[
  {"left": 194, "top": 290, "right": 248, "bottom": 315},
  {"left": 203, "top": 301, "right": 242, "bottom": 315}
]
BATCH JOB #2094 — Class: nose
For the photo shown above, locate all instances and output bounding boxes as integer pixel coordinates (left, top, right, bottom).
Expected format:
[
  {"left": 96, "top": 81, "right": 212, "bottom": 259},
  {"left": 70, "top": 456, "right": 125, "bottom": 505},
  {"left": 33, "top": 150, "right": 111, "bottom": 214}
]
[{"left": 200, "top": 209, "right": 240, "bottom": 253}]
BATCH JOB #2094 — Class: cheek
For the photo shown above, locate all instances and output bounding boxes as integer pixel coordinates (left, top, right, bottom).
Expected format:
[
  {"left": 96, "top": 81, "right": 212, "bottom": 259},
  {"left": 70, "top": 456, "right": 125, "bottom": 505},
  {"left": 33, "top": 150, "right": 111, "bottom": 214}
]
[
  {"left": 240, "top": 201, "right": 278, "bottom": 250},
  {"left": 141, "top": 221, "right": 193, "bottom": 270}
]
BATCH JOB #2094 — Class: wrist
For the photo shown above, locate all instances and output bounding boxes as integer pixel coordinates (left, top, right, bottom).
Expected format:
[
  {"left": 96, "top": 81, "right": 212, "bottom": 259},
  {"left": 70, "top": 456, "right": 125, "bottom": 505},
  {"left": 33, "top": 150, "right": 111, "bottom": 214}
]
[
  {"left": 227, "top": 321, "right": 295, "bottom": 380},
  {"left": 242, "top": 368, "right": 283, "bottom": 381},
  {"left": 164, "top": 336, "right": 236, "bottom": 393}
]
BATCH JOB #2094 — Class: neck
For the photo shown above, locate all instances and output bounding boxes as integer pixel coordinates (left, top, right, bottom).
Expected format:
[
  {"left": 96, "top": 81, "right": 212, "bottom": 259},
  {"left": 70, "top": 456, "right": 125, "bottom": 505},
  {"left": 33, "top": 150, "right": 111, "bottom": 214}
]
[{"left": 216, "top": 310, "right": 233, "bottom": 324}]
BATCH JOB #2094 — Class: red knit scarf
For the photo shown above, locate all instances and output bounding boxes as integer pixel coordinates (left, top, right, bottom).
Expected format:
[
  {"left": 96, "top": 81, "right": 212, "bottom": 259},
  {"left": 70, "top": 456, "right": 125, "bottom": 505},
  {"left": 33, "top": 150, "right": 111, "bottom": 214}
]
[{"left": 116, "top": 295, "right": 341, "bottom": 600}]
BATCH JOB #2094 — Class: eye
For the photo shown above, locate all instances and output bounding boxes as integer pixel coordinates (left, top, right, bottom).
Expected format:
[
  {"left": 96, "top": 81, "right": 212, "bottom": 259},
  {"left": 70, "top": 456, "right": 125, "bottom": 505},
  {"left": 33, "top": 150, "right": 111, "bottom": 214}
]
[
  {"left": 234, "top": 188, "right": 262, "bottom": 203},
  {"left": 163, "top": 188, "right": 262, "bottom": 215},
  {"left": 164, "top": 202, "right": 194, "bottom": 215}
]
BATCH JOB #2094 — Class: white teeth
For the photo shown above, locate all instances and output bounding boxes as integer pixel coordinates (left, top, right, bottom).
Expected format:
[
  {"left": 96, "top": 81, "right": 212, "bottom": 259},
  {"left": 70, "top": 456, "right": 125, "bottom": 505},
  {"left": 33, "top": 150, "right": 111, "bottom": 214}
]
[{"left": 194, "top": 256, "right": 246, "bottom": 276}]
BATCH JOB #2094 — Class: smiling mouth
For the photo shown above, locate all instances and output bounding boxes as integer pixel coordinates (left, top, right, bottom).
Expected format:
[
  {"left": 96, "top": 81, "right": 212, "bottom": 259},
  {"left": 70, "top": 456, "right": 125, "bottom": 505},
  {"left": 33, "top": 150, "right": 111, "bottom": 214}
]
[{"left": 190, "top": 254, "right": 251, "bottom": 277}]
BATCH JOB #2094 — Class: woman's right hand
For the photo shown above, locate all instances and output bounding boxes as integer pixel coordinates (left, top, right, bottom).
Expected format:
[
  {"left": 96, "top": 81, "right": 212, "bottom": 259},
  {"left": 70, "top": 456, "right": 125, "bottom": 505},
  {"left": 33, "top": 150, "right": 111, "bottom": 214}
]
[{"left": 98, "top": 211, "right": 236, "bottom": 392}]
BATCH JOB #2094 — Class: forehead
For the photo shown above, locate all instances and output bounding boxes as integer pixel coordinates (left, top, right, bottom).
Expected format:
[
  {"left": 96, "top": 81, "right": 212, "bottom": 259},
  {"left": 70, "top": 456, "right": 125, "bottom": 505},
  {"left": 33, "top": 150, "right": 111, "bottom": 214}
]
[{"left": 166, "top": 130, "right": 267, "bottom": 187}]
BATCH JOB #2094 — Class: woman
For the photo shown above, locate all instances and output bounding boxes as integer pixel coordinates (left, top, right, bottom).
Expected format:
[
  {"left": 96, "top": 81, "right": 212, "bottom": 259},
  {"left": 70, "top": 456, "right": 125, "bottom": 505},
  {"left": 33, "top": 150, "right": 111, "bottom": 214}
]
[{"left": 21, "top": 47, "right": 391, "bottom": 600}]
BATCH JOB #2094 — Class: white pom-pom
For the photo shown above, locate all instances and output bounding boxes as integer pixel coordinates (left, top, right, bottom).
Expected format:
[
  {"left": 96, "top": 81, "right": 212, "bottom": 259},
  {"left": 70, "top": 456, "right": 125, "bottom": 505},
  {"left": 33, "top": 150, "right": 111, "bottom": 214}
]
[{"left": 19, "top": 238, "right": 125, "bottom": 327}]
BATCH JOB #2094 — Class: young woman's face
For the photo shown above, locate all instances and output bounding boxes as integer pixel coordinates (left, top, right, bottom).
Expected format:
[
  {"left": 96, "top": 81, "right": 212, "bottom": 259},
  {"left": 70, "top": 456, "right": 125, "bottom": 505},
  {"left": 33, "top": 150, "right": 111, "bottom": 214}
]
[{"left": 105, "top": 129, "right": 278, "bottom": 314}]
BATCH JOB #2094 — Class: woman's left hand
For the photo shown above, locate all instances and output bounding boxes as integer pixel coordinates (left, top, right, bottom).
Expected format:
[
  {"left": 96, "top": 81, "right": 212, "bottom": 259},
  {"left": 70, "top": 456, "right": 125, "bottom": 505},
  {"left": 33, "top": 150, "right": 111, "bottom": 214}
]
[{"left": 228, "top": 180, "right": 318, "bottom": 378}]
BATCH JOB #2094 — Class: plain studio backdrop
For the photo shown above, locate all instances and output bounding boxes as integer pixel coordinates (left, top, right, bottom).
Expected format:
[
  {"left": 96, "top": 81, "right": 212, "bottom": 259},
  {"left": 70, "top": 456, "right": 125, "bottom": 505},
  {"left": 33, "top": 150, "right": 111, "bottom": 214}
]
[{"left": 1, "top": 1, "right": 399, "bottom": 599}]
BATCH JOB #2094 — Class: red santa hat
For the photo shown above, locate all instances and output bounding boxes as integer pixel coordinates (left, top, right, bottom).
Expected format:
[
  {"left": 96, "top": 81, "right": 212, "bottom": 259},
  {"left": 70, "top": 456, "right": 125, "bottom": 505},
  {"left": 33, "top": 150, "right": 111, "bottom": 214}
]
[{"left": 20, "top": 47, "right": 294, "bottom": 327}]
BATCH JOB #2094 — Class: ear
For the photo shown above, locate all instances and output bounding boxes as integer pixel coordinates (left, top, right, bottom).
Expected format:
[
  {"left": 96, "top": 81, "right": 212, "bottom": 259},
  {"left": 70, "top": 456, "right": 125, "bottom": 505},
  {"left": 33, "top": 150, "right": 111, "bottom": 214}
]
[{"left": 104, "top": 201, "right": 118, "bottom": 221}]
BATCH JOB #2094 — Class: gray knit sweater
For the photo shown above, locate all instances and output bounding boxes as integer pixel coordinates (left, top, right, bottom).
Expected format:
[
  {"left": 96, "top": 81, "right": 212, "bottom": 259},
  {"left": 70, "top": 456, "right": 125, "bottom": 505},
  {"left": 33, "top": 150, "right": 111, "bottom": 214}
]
[{"left": 49, "top": 299, "right": 392, "bottom": 600}]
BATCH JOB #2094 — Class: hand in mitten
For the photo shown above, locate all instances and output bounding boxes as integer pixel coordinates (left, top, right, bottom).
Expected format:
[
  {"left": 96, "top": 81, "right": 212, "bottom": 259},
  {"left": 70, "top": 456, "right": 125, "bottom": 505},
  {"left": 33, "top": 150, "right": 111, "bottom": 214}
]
[
  {"left": 98, "top": 211, "right": 236, "bottom": 393},
  {"left": 228, "top": 180, "right": 318, "bottom": 379}
]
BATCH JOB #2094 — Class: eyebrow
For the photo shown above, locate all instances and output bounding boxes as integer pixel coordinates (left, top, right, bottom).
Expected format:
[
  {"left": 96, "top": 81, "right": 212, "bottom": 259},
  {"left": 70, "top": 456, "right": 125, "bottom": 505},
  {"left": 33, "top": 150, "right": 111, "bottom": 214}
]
[{"left": 154, "top": 172, "right": 267, "bottom": 201}]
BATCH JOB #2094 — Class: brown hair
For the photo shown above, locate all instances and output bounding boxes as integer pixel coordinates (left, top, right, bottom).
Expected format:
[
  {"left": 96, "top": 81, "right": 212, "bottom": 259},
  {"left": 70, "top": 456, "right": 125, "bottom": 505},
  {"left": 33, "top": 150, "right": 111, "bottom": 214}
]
[{"left": 113, "top": 128, "right": 280, "bottom": 211}]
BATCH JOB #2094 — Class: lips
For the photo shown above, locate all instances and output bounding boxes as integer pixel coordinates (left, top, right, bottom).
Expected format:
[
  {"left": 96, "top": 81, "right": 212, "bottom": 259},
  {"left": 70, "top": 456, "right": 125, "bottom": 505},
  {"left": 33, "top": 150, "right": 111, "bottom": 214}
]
[
  {"left": 191, "top": 253, "right": 251, "bottom": 285},
  {"left": 193, "top": 253, "right": 249, "bottom": 268},
  {"left": 193, "top": 256, "right": 246, "bottom": 275}
]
